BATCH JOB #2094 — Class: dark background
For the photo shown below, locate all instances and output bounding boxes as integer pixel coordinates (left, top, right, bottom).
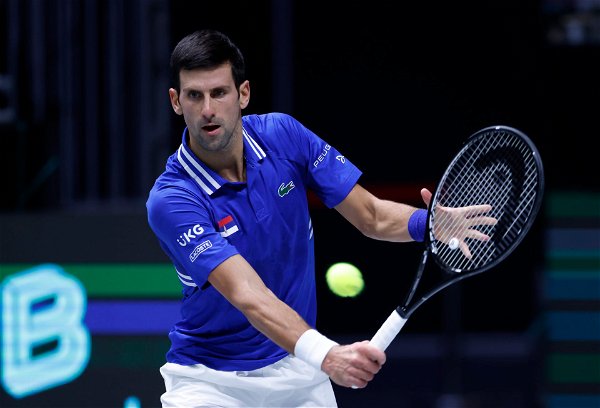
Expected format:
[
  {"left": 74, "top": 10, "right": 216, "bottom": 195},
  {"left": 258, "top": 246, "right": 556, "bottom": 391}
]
[
  {"left": 1, "top": 0, "right": 599, "bottom": 210},
  {"left": 1, "top": 0, "right": 599, "bottom": 407}
]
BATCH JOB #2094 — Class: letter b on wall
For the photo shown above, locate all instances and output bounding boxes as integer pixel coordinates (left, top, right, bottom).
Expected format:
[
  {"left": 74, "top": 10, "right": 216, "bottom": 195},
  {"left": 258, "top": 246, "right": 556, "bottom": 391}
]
[{"left": 1, "top": 264, "right": 90, "bottom": 398}]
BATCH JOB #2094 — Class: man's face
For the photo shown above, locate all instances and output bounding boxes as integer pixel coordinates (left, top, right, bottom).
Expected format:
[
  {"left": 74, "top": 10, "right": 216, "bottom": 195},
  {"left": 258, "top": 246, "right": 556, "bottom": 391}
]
[{"left": 169, "top": 63, "right": 249, "bottom": 153}]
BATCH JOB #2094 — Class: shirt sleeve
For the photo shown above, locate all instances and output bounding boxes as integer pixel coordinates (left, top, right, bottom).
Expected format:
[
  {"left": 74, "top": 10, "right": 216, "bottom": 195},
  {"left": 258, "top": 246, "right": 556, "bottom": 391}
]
[
  {"left": 275, "top": 113, "right": 363, "bottom": 208},
  {"left": 146, "top": 186, "right": 239, "bottom": 288}
]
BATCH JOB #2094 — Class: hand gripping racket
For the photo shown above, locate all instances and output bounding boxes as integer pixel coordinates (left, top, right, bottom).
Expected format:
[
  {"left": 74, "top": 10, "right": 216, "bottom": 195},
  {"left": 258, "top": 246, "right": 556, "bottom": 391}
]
[{"left": 370, "top": 125, "right": 544, "bottom": 351}]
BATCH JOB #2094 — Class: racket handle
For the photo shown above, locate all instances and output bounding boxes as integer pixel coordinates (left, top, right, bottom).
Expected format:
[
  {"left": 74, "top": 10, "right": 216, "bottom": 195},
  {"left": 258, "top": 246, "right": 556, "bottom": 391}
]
[{"left": 369, "top": 310, "right": 407, "bottom": 351}]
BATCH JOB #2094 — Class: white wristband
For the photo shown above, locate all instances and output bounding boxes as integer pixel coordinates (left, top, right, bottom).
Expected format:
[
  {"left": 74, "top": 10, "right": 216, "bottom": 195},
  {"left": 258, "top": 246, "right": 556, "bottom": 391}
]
[{"left": 294, "top": 329, "right": 339, "bottom": 371}]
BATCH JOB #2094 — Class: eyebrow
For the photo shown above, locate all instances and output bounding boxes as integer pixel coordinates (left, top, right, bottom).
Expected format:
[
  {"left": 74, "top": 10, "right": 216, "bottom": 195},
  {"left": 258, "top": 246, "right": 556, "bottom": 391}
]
[{"left": 182, "top": 84, "right": 231, "bottom": 93}]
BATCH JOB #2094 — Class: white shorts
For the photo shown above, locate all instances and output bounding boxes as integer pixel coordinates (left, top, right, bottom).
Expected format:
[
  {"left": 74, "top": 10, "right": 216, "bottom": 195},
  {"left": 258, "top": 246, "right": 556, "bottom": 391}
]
[{"left": 159, "top": 355, "right": 338, "bottom": 407}]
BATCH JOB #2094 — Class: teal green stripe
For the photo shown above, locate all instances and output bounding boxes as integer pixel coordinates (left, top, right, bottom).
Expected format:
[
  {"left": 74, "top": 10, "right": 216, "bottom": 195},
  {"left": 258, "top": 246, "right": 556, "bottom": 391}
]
[
  {"left": 546, "top": 192, "right": 600, "bottom": 218},
  {"left": 547, "top": 256, "right": 600, "bottom": 271},
  {"left": 547, "top": 353, "right": 600, "bottom": 383},
  {"left": 549, "top": 271, "right": 600, "bottom": 278},
  {"left": 90, "top": 336, "right": 170, "bottom": 368},
  {"left": 0, "top": 263, "right": 181, "bottom": 297}
]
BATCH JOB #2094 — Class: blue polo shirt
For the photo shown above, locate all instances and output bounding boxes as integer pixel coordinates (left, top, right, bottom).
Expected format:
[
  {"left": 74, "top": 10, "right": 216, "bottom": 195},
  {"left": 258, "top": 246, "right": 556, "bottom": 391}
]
[{"left": 146, "top": 112, "right": 362, "bottom": 371}]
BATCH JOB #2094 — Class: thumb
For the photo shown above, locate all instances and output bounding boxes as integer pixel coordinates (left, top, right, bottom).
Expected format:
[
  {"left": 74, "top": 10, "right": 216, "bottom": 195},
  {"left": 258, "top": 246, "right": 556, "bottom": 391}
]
[{"left": 420, "top": 188, "right": 432, "bottom": 208}]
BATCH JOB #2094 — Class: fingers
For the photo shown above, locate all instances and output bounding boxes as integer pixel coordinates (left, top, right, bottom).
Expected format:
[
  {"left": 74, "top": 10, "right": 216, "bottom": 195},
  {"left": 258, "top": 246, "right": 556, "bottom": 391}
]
[
  {"left": 361, "top": 340, "right": 387, "bottom": 365},
  {"left": 344, "top": 365, "right": 374, "bottom": 389},
  {"left": 346, "top": 342, "right": 386, "bottom": 389},
  {"left": 464, "top": 228, "right": 491, "bottom": 241},
  {"left": 343, "top": 364, "right": 377, "bottom": 389},
  {"left": 461, "top": 204, "right": 493, "bottom": 217},
  {"left": 435, "top": 204, "right": 497, "bottom": 240},
  {"left": 459, "top": 240, "right": 472, "bottom": 259},
  {"left": 324, "top": 342, "right": 386, "bottom": 389},
  {"left": 467, "top": 216, "right": 498, "bottom": 227},
  {"left": 420, "top": 188, "right": 432, "bottom": 208}
]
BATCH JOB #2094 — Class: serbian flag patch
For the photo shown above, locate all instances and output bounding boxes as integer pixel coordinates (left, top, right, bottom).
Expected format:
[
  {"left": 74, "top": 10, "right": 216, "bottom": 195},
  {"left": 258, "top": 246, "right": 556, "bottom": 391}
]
[{"left": 218, "top": 215, "right": 239, "bottom": 237}]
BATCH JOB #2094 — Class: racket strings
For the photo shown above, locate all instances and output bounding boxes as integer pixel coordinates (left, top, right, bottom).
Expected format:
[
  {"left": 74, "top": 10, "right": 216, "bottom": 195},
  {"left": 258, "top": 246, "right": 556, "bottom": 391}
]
[
  {"left": 431, "top": 135, "right": 508, "bottom": 269},
  {"left": 459, "top": 133, "right": 537, "bottom": 267},
  {"left": 430, "top": 129, "right": 541, "bottom": 272}
]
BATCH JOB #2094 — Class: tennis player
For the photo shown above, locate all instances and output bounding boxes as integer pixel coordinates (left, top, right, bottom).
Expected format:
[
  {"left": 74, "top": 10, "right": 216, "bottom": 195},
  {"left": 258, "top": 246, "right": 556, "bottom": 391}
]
[{"left": 146, "top": 29, "right": 467, "bottom": 407}]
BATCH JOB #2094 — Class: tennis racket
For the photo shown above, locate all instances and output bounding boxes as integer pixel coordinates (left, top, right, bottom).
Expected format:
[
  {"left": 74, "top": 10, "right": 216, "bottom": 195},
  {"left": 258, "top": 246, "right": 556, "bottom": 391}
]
[{"left": 370, "top": 125, "right": 544, "bottom": 351}]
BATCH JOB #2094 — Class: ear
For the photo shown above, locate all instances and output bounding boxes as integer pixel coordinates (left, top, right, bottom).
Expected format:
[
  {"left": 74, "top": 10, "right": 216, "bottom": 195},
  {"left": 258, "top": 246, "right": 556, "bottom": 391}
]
[
  {"left": 169, "top": 88, "right": 183, "bottom": 115},
  {"left": 239, "top": 80, "right": 250, "bottom": 109}
]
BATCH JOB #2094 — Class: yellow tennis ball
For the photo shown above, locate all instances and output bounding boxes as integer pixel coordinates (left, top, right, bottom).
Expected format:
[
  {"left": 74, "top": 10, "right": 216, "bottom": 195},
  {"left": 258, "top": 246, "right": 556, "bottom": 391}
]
[{"left": 325, "top": 262, "right": 364, "bottom": 297}]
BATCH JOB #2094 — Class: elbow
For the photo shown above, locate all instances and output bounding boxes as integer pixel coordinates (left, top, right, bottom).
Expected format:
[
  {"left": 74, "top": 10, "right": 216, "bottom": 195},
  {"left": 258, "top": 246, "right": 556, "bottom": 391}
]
[
  {"left": 352, "top": 204, "right": 382, "bottom": 239},
  {"left": 356, "top": 217, "right": 380, "bottom": 240},
  {"left": 231, "top": 285, "right": 275, "bottom": 322}
]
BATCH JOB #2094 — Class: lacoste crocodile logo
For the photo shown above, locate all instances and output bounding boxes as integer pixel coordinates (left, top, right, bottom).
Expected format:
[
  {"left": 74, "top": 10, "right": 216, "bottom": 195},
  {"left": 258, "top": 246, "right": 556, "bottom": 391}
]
[{"left": 278, "top": 181, "right": 295, "bottom": 197}]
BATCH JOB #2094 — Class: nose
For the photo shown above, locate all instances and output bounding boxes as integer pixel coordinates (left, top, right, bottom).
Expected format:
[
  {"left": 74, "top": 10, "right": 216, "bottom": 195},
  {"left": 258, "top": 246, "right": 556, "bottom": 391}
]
[{"left": 201, "top": 97, "right": 215, "bottom": 118}]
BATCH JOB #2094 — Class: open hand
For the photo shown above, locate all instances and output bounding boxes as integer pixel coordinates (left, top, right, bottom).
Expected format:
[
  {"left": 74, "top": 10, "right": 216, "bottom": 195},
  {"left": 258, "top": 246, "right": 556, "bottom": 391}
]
[{"left": 420, "top": 188, "right": 498, "bottom": 259}]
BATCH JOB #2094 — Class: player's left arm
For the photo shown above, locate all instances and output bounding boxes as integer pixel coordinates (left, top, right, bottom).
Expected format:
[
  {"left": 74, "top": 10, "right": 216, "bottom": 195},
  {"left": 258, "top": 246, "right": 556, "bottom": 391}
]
[{"left": 335, "top": 184, "right": 429, "bottom": 242}]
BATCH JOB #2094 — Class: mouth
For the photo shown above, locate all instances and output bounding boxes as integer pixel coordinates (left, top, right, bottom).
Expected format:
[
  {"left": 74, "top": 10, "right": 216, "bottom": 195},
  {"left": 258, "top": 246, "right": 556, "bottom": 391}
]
[{"left": 202, "top": 124, "right": 220, "bottom": 136}]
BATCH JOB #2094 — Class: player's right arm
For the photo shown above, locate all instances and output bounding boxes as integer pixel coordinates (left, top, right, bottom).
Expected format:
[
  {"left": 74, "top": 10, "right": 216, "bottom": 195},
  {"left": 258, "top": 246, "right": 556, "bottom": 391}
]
[
  {"left": 207, "top": 253, "right": 386, "bottom": 388},
  {"left": 208, "top": 254, "right": 310, "bottom": 353},
  {"left": 148, "top": 183, "right": 385, "bottom": 388}
]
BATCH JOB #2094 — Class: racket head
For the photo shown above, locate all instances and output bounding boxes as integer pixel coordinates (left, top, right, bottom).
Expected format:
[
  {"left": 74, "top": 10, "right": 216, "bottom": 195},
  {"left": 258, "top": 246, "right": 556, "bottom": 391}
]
[{"left": 427, "top": 125, "right": 544, "bottom": 275}]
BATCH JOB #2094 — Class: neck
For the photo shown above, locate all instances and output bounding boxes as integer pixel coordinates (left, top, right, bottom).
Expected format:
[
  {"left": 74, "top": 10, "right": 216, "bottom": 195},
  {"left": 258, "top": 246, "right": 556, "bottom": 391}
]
[
  {"left": 217, "top": 154, "right": 246, "bottom": 182},
  {"left": 191, "top": 140, "right": 246, "bottom": 183}
]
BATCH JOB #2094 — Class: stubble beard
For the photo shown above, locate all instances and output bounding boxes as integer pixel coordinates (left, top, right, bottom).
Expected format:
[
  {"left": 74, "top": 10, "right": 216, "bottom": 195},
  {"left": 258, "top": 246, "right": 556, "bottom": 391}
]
[
  {"left": 199, "top": 129, "right": 233, "bottom": 152},
  {"left": 195, "top": 111, "right": 242, "bottom": 153}
]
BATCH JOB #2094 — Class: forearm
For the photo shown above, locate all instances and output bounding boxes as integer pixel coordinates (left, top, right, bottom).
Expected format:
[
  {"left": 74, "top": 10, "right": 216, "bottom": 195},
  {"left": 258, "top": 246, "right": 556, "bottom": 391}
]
[
  {"left": 209, "top": 255, "right": 385, "bottom": 386},
  {"left": 242, "top": 284, "right": 311, "bottom": 353},
  {"left": 209, "top": 254, "right": 314, "bottom": 353},
  {"left": 335, "top": 184, "right": 428, "bottom": 242},
  {"left": 364, "top": 199, "right": 419, "bottom": 241},
  {"left": 245, "top": 286, "right": 382, "bottom": 386}
]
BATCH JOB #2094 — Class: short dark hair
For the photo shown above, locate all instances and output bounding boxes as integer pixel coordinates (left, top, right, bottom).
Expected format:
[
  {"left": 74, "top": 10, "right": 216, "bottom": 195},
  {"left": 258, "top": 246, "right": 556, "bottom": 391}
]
[{"left": 170, "top": 29, "right": 246, "bottom": 92}]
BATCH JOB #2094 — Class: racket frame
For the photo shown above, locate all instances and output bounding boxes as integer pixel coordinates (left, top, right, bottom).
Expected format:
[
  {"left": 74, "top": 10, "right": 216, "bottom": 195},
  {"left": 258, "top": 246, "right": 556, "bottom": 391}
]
[{"left": 370, "top": 125, "right": 544, "bottom": 352}]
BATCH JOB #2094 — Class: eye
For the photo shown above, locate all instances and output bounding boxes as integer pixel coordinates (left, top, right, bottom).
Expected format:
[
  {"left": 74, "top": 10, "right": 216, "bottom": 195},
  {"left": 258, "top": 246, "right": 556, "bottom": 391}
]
[
  {"left": 211, "top": 89, "right": 226, "bottom": 98},
  {"left": 188, "top": 90, "right": 200, "bottom": 99}
]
